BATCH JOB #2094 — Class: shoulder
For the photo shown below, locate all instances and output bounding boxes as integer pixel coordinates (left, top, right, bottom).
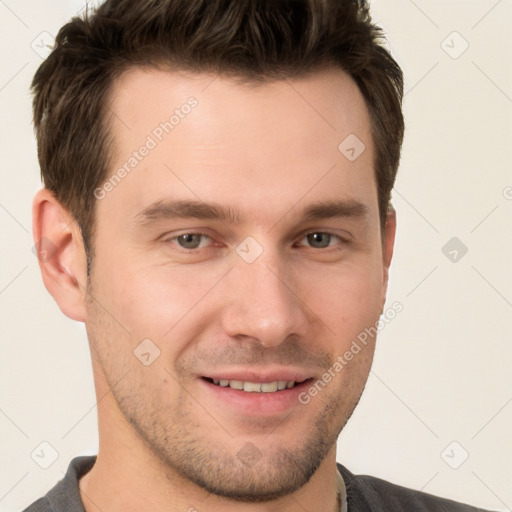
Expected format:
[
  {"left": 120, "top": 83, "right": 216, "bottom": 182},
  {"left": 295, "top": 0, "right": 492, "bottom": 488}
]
[
  {"left": 21, "top": 497, "right": 52, "bottom": 512},
  {"left": 20, "top": 455, "right": 96, "bottom": 512},
  {"left": 337, "top": 463, "right": 494, "bottom": 512}
]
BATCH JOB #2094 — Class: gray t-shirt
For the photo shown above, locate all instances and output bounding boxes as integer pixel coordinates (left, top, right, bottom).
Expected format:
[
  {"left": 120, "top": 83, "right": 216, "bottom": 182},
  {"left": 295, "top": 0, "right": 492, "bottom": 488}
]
[{"left": 21, "top": 455, "right": 493, "bottom": 512}]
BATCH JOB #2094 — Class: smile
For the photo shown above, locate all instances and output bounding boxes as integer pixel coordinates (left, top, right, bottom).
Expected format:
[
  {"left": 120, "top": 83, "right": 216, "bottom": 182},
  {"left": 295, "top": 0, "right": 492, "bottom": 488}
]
[{"left": 202, "top": 377, "right": 310, "bottom": 393}]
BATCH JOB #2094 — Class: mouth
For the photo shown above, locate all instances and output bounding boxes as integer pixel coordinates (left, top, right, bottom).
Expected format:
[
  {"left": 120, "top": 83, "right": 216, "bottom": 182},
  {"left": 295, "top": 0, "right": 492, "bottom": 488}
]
[
  {"left": 198, "top": 370, "right": 316, "bottom": 416},
  {"left": 201, "top": 376, "right": 313, "bottom": 393}
]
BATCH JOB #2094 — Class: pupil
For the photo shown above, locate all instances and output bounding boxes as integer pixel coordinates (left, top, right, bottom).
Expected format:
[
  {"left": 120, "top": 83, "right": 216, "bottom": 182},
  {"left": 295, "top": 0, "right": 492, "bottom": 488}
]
[
  {"left": 179, "top": 234, "right": 200, "bottom": 248},
  {"left": 308, "top": 233, "right": 330, "bottom": 248}
]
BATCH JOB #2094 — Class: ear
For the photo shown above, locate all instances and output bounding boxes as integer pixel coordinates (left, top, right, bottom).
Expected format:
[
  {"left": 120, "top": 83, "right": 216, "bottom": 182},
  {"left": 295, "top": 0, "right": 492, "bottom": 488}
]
[
  {"left": 381, "top": 206, "right": 396, "bottom": 308},
  {"left": 32, "top": 188, "right": 88, "bottom": 322}
]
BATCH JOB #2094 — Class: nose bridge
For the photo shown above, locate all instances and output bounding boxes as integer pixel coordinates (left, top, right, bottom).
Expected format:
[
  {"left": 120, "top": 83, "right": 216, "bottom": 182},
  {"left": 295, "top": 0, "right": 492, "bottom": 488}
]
[{"left": 221, "top": 246, "right": 307, "bottom": 346}]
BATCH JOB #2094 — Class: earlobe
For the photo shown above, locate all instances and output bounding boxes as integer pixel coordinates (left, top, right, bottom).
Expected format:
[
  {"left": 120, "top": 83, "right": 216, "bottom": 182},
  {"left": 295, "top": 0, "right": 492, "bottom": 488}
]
[{"left": 32, "top": 188, "right": 88, "bottom": 322}]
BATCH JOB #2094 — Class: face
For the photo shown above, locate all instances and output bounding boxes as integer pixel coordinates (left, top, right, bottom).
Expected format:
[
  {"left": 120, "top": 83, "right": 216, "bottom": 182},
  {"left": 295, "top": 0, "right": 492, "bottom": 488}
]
[{"left": 84, "top": 66, "right": 393, "bottom": 501}]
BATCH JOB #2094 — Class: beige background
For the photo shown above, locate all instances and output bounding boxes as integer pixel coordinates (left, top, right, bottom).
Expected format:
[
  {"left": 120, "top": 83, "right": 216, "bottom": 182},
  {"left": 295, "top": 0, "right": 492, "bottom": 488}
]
[{"left": 1, "top": 0, "right": 511, "bottom": 510}]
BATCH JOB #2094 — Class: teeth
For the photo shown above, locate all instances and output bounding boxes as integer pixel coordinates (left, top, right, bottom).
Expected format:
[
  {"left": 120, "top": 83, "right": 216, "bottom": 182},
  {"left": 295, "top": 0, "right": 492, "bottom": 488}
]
[
  {"left": 230, "top": 380, "right": 244, "bottom": 390},
  {"left": 261, "top": 381, "right": 278, "bottom": 392},
  {"left": 210, "top": 379, "right": 298, "bottom": 392},
  {"left": 244, "top": 381, "right": 262, "bottom": 392}
]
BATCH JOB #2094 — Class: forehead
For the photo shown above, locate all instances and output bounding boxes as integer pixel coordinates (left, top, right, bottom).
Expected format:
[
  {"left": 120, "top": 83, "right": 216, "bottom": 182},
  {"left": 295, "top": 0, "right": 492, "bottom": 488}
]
[{"left": 100, "top": 66, "right": 377, "bottom": 228}]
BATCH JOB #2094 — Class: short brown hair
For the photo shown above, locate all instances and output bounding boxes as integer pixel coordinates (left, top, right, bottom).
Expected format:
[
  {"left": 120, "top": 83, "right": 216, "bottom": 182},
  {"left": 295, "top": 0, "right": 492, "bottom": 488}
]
[{"left": 31, "top": 0, "right": 404, "bottom": 269}]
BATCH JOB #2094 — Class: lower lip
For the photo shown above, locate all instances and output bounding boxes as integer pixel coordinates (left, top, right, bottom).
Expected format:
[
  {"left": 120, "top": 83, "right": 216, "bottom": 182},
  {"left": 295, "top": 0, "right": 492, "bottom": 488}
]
[{"left": 198, "top": 378, "right": 313, "bottom": 416}]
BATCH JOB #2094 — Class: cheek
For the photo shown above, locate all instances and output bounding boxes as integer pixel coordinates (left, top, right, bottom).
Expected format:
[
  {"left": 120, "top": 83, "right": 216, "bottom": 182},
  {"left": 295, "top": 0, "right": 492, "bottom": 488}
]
[
  {"left": 301, "top": 261, "right": 384, "bottom": 338},
  {"left": 98, "top": 256, "right": 227, "bottom": 341}
]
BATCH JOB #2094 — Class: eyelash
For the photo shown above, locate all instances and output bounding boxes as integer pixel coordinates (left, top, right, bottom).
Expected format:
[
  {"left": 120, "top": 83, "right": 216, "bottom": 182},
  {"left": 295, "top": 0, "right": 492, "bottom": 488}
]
[
  {"left": 166, "top": 232, "right": 214, "bottom": 250},
  {"left": 163, "top": 231, "right": 348, "bottom": 251}
]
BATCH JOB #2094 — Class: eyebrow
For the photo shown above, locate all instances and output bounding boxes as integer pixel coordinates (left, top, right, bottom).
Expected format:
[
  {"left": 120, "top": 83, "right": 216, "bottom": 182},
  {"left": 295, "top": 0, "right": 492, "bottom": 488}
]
[
  {"left": 134, "top": 199, "right": 242, "bottom": 226},
  {"left": 134, "top": 198, "right": 369, "bottom": 227},
  {"left": 300, "top": 199, "right": 368, "bottom": 221}
]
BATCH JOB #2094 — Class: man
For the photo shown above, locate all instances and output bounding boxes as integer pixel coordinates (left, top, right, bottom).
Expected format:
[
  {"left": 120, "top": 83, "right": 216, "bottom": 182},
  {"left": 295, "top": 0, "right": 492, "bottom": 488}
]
[{"left": 24, "top": 0, "right": 493, "bottom": 511}]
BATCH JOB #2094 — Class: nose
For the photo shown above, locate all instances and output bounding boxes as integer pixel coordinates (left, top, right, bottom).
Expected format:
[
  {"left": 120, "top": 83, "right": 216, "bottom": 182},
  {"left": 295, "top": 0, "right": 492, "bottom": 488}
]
[{"left": 220, "top": 248, "right": 309, "bottom": 348}]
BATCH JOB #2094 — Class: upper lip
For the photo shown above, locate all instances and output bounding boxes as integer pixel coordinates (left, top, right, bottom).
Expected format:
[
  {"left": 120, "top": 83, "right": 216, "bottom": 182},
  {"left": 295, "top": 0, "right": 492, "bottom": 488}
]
[{"left": 201, "top": 367, "right": 314, "bottom": 383}]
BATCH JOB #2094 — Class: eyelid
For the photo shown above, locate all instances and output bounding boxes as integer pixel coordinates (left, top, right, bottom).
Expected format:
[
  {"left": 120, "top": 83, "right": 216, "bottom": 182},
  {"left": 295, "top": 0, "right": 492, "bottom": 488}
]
[
  {"left": 297, "top": 231, "right": 347, "bottom": 248},
  {"left": 296, "top": 225, "right": 352, "bottom": 241},
  {"left": 160, "top": 228, "right": 351, "bottom": 250},
  {"left": 161, "top": 231, "right": 213, "bottom": 249}
]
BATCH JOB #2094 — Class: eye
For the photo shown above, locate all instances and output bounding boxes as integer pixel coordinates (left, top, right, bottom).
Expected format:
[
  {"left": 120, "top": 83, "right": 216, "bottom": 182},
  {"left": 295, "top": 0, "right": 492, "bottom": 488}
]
[
  {"left": 299, "top": 232, "right": 342, "bottom": 249},
  {"left": 171, "top": 233, "right": 211, "bottom": 250}
]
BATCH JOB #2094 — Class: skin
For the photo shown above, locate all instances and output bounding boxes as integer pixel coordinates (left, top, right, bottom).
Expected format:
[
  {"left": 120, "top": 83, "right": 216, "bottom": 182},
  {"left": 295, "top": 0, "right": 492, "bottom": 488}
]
[{"left": 33, "top": 66, "right": 396, "bottom": 512}]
